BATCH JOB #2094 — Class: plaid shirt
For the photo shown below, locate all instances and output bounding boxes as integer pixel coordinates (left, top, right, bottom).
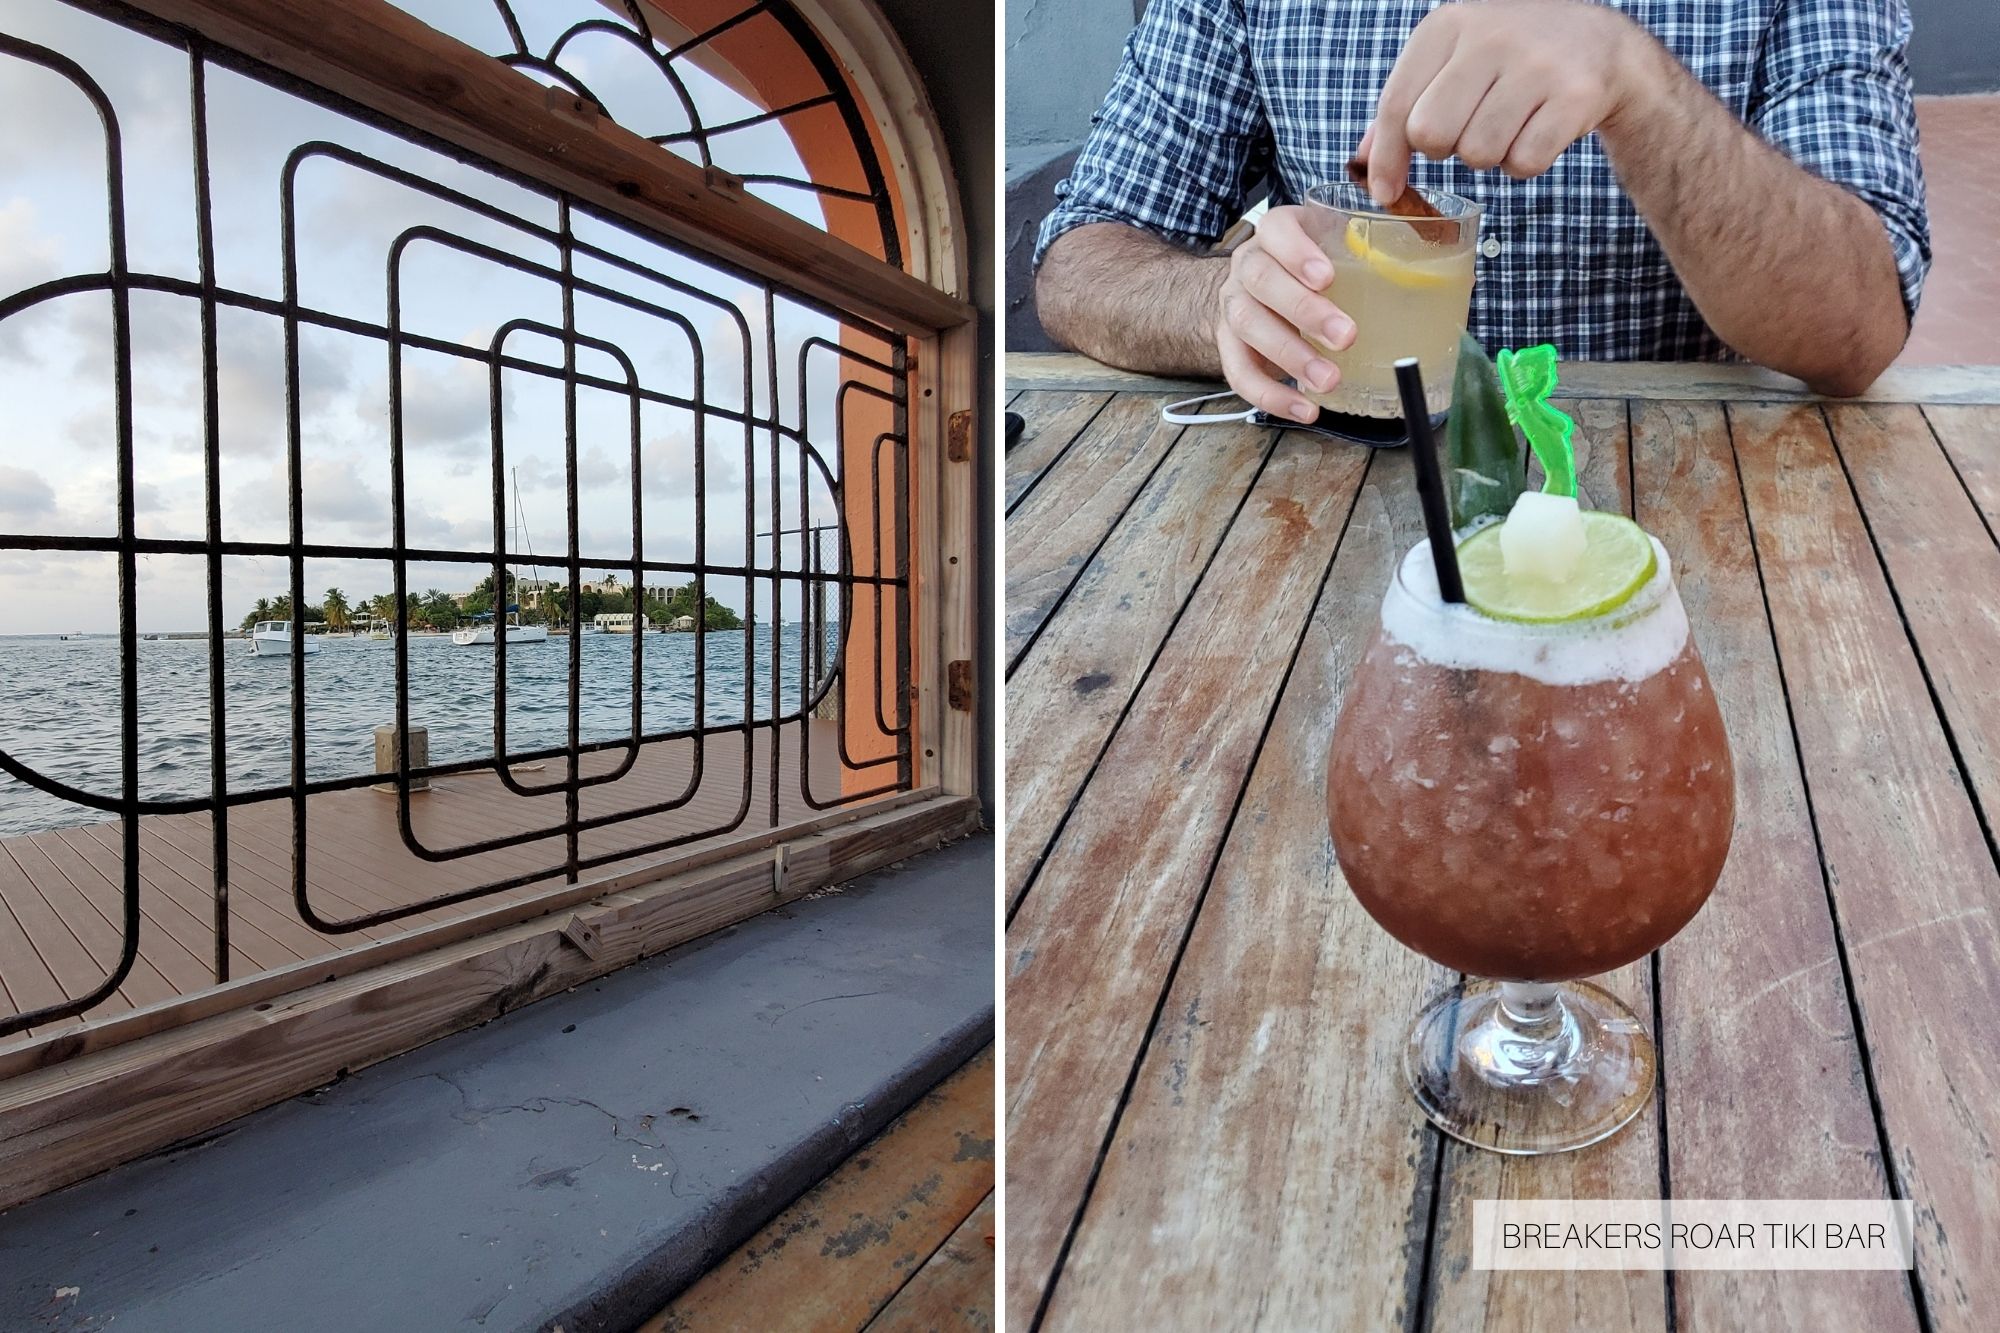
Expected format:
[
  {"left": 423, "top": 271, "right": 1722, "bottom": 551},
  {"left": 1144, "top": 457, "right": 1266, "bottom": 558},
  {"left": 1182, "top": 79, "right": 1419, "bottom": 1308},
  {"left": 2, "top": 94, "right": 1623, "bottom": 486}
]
[{"left": 1035, "top": 0, "right": 1931, "bottom": 361}]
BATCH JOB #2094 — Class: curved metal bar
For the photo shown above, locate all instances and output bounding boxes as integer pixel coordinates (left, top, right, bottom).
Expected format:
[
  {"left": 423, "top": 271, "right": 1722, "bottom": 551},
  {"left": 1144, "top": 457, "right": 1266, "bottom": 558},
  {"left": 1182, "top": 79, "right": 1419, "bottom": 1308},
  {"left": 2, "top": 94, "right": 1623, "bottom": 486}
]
[
  {"left": 0, "top": 31, "right": 142, "bottom": 1039},
  {"left": 544, "top": 18, "right": 708, "bottom": 167}
]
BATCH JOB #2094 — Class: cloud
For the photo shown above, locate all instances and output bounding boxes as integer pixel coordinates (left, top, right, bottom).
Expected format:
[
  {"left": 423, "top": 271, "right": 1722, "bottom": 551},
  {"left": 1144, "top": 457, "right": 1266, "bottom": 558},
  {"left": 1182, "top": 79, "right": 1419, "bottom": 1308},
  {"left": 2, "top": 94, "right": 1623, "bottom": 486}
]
[
  {"left": 0, "top": 465, "right": 58, "bottom": 522},
  {"left": 229, "top": 452, "right": 392, "bottom": 537},
  {"left": 376, "top": 353, "right": 491, "bottom": 457},
  {"left": 0, "top": 198, "right": 62, "bottom": 301}
]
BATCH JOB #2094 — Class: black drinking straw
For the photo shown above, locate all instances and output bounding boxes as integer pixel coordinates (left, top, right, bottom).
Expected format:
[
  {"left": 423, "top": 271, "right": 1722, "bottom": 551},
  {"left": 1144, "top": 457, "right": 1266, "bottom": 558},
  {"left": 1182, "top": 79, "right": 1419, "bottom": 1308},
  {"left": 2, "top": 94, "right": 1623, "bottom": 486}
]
[{"left": 1394, "top": 357, "right": 1465, "bottom": 604}]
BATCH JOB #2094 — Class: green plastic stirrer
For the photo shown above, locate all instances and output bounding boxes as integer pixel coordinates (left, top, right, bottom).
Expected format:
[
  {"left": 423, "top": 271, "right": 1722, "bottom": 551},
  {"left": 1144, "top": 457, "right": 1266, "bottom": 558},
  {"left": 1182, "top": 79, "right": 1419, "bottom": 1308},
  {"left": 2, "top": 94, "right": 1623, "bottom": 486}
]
[{"left": 1496, "top": 344, "right": 1578, "bottom": 499}]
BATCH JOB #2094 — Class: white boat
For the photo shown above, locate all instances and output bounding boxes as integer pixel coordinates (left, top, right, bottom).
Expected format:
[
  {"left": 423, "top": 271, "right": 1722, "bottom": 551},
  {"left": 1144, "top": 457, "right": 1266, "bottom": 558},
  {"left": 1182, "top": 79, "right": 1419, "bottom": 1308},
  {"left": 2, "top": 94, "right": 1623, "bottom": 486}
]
[
  {"left": 249, "top": 620, "right": 319, "bottom": 657},
  {"left": 451, "top": 621, "right": 549, "bottom": 646}
]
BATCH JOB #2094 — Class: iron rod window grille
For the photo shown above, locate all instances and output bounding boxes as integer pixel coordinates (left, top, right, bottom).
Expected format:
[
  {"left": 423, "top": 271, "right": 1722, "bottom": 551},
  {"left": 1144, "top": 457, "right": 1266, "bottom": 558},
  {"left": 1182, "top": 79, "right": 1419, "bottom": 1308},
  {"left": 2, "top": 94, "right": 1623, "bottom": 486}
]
[{"left": 0, "top": 0, "right": 916, "bottom": 1038}]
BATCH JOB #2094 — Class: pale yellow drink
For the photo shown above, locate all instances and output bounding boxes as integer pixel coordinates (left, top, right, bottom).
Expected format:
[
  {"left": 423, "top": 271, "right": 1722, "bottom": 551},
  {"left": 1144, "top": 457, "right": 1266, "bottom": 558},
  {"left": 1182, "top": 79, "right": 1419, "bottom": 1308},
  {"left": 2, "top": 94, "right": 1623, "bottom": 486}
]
[{"left": 1302, "top": 184, "right": 1480, "bottom": 418}]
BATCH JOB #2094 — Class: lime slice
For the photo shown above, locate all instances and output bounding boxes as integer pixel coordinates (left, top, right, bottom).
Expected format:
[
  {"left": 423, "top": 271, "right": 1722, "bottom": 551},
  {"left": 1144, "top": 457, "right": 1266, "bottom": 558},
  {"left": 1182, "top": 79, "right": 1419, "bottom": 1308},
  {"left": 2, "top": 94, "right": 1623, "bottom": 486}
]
[
  {"left": 1457, "top": 511, "right": 1657, "bottom": 623},
  {"left": 1343, "top": 218, "right": 1459, "bottom": 291}
]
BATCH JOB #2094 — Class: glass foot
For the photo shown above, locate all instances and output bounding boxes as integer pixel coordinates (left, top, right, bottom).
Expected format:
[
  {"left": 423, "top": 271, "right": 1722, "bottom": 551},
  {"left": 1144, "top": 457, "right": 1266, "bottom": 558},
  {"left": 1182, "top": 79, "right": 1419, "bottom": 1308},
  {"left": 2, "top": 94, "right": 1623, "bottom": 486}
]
[{"left": 1405, "top": 978, "right": 1654, "bottom": 1155}]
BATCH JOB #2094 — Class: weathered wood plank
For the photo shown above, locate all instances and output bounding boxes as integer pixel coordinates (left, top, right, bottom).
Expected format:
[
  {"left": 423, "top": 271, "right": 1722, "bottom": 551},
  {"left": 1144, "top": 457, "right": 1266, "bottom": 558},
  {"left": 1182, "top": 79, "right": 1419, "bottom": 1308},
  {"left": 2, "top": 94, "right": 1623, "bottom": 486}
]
[
  {"left": 1003, "top": 421, "right": 1270, "bottom": 907},
  {"left": 1005, "top": 395, "right": 1183, "bottom": 666},
  {"left": 1633, "top": 400, "right": 1917, "bottom": 1330},
  {"left": 645, "top": 1048, "right": 993, "bottom": 1332},
  {"left": 1833, "top": 403, "right": 2000, "bottom": 817},
  {"left": 1424, "top": 399, "right": 1667, "bottom": 1333},
  {"left": 1003, "top": 391, "right": 1113, "bottom": 510},
  {"left": 1006, "top": 352, "right": 2000, "bottom": 403},
  {"left": 863, "top": 1193, "right": 994, "bottom": 1333},
  {"left": 1733, "top": 402, "right": 2000, "bottom": 1333},
  {"left": 1044, "top": 447, "right": 1440, "bottom": 1331},
  {"left": 1004, "top": 433, "right": 1368, "bottom": 1318},
  {"left": 1923, "top": 404, "right": 2000, "bottom": 535}
]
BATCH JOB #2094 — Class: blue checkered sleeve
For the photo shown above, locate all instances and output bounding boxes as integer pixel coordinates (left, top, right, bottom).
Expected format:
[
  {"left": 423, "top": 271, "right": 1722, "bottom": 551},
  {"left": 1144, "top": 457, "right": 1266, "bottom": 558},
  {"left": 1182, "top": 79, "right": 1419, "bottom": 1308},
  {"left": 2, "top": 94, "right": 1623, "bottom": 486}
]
[
  {"left": 1032, "top": 0, "right": 1269, "bottom": 267},
  {"left": 1748, "top": 0, "right": 1931, "bottom": 321}
]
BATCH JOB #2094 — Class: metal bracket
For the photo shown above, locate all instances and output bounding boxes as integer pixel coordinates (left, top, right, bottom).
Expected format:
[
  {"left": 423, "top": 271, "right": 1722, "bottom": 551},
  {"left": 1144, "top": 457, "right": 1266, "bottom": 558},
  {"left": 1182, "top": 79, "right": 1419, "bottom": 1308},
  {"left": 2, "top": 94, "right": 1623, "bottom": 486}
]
[
  {"left": 947, "top": 659, "right": 973, "bottom": 713},
  {"left": 947, "top": 409, "right": 974, "bottom": 463}
]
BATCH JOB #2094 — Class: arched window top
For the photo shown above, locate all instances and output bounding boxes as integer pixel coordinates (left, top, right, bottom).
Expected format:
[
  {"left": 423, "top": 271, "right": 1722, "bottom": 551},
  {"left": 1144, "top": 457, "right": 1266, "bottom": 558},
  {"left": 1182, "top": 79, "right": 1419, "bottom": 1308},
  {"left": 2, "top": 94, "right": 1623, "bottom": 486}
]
[{"left": 389, "top": 0, "right": 957, "bottom": 287}]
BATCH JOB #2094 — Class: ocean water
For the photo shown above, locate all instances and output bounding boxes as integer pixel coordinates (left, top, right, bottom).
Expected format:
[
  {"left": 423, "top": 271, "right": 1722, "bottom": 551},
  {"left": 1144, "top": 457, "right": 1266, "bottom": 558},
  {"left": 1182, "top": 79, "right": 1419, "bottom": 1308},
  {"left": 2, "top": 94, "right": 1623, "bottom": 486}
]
[{"left": 0, "top": 625, "right": 833, "bottom": 837}]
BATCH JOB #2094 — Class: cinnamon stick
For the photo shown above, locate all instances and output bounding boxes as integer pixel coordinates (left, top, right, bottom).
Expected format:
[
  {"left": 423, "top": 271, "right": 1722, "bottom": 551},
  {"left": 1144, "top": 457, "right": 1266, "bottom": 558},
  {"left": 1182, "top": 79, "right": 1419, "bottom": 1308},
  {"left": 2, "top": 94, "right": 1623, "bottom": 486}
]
[{"left": 1345, "top": 157, "right": 1454, "bottom": 244}]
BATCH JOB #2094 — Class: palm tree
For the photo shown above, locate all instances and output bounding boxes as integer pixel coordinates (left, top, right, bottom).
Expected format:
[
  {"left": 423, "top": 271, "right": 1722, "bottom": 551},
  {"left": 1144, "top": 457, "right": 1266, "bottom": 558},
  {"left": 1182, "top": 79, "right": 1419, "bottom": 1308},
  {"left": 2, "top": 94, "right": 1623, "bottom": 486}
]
[
  {"left": 240, "top": 596, "right": 273, "bottom": 632},
  {"left": 322, "top": 587, "right": 350, "bottom": 632}
]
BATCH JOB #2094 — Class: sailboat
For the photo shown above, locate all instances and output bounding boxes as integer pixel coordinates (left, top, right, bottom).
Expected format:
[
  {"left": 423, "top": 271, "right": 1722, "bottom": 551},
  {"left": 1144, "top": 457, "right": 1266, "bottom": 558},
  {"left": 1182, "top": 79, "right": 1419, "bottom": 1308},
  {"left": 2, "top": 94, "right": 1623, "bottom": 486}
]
[{"left": 453, "top": 469, "right": 550, "bottom": 647}]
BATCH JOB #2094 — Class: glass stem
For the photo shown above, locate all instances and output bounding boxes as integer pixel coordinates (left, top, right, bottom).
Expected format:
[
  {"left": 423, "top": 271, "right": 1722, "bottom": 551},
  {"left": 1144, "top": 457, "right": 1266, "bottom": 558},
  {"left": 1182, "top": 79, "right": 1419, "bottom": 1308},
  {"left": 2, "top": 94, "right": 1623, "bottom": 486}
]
[{"left": 1493, "top": 981, "right": 1573, "bottom": 1080}]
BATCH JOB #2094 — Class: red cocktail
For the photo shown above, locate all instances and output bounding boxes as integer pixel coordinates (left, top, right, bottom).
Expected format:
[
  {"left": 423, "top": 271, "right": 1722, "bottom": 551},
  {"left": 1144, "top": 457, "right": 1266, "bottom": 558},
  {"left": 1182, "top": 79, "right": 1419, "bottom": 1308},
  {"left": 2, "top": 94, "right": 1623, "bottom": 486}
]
[{"left": 1328, "top": 533, "right": 1734, "bottom": 1153}]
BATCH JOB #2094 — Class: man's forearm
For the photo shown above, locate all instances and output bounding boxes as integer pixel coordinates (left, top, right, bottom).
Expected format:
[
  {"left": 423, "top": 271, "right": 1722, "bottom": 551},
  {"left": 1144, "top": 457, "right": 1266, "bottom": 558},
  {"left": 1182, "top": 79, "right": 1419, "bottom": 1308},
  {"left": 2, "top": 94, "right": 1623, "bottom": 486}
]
[
  {"left": 1602, "top": 34, "right": 1909, "bottom": 395},
  {"left": 1035, "top": 223, "right": 1231, "bottom": 377}
]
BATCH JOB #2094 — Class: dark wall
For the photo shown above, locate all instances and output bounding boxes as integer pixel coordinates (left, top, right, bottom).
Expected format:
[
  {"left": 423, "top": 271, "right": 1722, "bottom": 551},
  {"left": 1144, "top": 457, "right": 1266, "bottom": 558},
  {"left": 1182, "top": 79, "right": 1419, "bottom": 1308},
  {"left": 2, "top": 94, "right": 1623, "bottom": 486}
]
[
  {"left": 1910, "top": 0, "right": 2000, "bottom": 95},
  {"left": 875, "top": 0, "right": 997, "bottom": 817}
]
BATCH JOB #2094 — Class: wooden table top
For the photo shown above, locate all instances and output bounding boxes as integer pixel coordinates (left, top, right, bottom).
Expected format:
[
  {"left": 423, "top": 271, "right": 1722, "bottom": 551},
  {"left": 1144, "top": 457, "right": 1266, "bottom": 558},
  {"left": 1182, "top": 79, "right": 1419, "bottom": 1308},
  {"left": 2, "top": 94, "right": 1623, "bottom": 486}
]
[{"left": 1003, "top": 354, "right": 2000, "bottom": 1332}]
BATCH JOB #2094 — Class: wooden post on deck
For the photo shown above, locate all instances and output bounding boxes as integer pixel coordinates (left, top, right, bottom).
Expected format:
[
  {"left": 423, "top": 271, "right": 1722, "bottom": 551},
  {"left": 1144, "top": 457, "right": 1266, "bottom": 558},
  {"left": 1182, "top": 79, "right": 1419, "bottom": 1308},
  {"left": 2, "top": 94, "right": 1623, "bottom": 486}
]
[{"left": 372, "top": 724, "right": 429, "bottom": 793}]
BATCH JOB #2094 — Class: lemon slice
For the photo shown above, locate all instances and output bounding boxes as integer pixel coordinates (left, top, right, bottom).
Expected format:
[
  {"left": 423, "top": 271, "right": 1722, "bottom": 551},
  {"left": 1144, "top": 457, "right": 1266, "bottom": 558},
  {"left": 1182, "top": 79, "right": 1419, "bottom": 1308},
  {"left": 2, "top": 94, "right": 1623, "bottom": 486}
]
[
  {"left": 1457, "top": 511, "right": 1658, "bottom": 623},
  {"left": 1343, "top": 218, "right": 1459, "bottom": 291}
]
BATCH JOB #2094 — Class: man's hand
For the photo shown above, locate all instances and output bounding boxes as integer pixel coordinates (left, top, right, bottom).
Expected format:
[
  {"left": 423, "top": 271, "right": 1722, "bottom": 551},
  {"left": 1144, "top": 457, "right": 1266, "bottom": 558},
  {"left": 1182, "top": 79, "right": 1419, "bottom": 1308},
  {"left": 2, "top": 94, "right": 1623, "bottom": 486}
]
[
  {"left": 1215, "top": 208, "right": 1357, "bottom": 423},
  {"left": 1366, "top": 0, "right": 1653, "bottom": 203}
]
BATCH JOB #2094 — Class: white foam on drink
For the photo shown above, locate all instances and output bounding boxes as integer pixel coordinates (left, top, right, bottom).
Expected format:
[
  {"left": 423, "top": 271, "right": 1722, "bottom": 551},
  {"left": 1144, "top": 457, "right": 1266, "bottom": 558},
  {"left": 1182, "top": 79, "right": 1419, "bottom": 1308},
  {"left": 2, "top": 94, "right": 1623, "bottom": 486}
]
[{"left": 1381, "top": 537, "right": 1689, "bottom": 686}]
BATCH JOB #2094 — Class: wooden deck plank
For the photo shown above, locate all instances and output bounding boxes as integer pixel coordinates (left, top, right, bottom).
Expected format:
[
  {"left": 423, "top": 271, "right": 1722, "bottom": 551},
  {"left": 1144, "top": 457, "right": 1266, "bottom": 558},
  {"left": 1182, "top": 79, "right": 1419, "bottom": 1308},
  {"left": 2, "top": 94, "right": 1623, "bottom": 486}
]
[
  {"left": 141, "top": 812, "right": 417, "bottom": 946},
  {"left": 0, "top": 839, "right": 178, "bottom": 1013},
  {"left": 62, "top": 823, "right": 285, "bottom": 977},
  {"left": 1004, "top": 391, "right": 1113, "bottom": 510},
  {"left": 1003, "top": 395, "right": 1182, "bottom": 666},
  {"left": 863, "top": 1193, "right": 994, "bottom": 1333},
  {"left": 1005, "top": 432, "right": 1368, "bottom": 1318},
  {"left": 1423, "top": 400, "right": 1668, "bottom": 1333},
  {"left": 0, "top": 842, "right": 133, "bottom": 1018},
  {"left": 1634, "top": 400, "right": 1917, "bottom": 1330},
  {"left": 1832, "top": 403, "right": 2000, "bottom": 819},
  {"left": 44, "top": 825, "right": 262, "bottom": 983},
  {"left": 644, "top": 1047, "right": 993, "bottom": 1333},
  {"left": 1923, "top": 404, "right": 2000, "bottom": 535},
  {"left": 1044, "top": 445, "right": 1438, "bottom": 1330},
  {"left": 0, "top": 887, "right": 74, "bottom": 1028},
  {"left": 1733, "top": 402, "right": 2000, "bottom": 1333},
  {"left": 1003, "top": 423, "right": 1272, "bottom": 907},
  {"left": 24, "top": 830, "right": 216, "bottom": 1000},
  {"left": 0, "top": 720, "right": 852, "bottom": 1028}
]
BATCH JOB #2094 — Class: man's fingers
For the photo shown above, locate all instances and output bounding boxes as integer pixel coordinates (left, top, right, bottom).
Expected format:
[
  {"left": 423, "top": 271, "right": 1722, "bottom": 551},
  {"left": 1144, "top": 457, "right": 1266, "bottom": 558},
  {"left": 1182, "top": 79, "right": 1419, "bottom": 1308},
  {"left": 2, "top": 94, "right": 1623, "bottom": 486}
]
[
  {"left": 1252, "top": 209, "right": 1334, "bottom": 290},
  {"left": 1236, "top": 246, "right": 1354, "bottom": 348},
  {"left": 1403, "top": 50, "right": 1498, "bottom": 161},
  {"left": 1369, "top": 10, "right": 1457, "bottom": 203},
  {"left": 1222, "top": 290, "right": 1340, "bottom": 393},
  {"left": 1219, "top": 331, "right": 1319, "bottom": 424},
  {"left": 1503, "top": 96, "right": 1587, "bottom": 178},
  {"left": 1456, "top": 73, "right": 1545, "bottom": 171}
]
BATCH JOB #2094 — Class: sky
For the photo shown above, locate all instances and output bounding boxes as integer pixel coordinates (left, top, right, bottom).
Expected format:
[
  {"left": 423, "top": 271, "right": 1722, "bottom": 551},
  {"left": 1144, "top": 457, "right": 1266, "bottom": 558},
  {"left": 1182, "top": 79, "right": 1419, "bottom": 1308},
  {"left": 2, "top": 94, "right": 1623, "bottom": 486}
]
[{"left": 0, "top": 0, "right": 887, "bottom": 635}]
